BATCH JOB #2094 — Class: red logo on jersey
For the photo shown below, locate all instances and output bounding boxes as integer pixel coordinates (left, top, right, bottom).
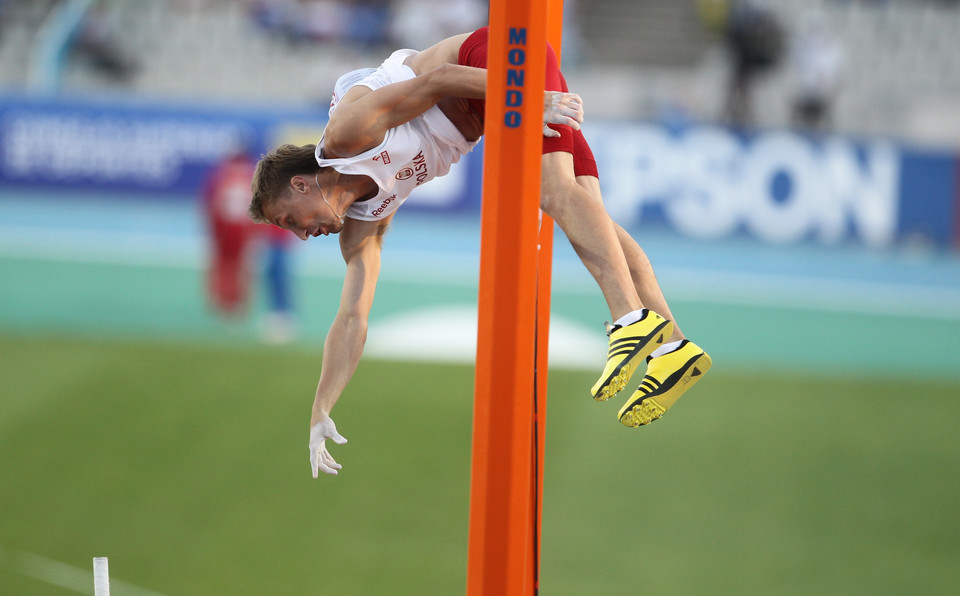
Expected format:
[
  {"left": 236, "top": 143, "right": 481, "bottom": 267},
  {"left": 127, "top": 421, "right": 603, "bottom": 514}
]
[
  {"left": 373, "top": 150, "right": 391, "bottom": 164},
  {"left": 412, "top": 151, "right": 429, "bottom": 186},
  {"left": 371, "top": 194, "right": 397, "bottom": 217},
  {"left": 395, "top": 168, "right": 414, "bottom": 180}
]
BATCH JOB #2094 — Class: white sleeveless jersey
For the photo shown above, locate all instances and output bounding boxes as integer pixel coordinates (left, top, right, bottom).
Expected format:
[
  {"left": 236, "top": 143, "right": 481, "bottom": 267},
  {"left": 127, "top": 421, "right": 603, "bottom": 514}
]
[{"left": 315, "top": 49, "right": 479, "bottom": 221}]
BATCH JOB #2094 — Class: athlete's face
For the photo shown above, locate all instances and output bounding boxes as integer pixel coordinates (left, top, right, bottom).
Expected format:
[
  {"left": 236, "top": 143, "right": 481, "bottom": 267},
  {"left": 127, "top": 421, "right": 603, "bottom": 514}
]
[{"left": 264, "top": 177, "right": 343, "bottom": 240}]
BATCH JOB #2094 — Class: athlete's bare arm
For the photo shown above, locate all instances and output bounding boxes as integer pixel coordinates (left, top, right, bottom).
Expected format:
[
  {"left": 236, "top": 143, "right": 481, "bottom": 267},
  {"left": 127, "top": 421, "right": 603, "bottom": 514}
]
[
  {"left": 323, "top": 31, "right": 583, "bottom": 157},
  {"left": 404, "top": 33, "right": 472, "bottom": 76},
  {"left": 323, "top": 63, "right": 486, "bottom": 158},
  {"left": 310, "top": 215, "right": 392, "bottom": 428},
  {"left": 405, "top": 32, "right": 585, "bottom": 139},
  {"left": 307, "top": 215, "right": 394, "bottom": 476}
]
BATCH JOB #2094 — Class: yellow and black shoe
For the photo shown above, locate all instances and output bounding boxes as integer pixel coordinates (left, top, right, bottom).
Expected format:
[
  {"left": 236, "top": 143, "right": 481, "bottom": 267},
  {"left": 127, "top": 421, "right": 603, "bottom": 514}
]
[
  {"left": 618, "top": 340, "right": 711, "bottom": 427},
  {"left": 591, "top": 310, "right": 673, "bottom": 402}
]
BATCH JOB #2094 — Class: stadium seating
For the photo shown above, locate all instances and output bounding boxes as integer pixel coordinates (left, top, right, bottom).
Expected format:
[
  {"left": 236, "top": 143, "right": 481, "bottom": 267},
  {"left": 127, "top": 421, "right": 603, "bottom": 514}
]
[{"left": 1, "top": 0, "right": 958, "bottom": 144}]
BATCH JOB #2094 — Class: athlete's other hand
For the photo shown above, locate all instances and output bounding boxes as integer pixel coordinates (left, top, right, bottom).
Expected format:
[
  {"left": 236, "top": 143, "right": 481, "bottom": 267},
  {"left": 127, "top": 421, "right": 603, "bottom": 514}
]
[
  {"left": 309, "top": 417, "right": 348, "bottom": 478},
  {"left": 543, "top": 91, "right": 583, "bottom": 137}
]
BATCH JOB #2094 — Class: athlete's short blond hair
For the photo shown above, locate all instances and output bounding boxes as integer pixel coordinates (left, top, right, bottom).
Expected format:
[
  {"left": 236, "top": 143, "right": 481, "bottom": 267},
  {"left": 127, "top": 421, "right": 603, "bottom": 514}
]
[{"left": 249, "top": 144, "right": 320, "bottom": 222}]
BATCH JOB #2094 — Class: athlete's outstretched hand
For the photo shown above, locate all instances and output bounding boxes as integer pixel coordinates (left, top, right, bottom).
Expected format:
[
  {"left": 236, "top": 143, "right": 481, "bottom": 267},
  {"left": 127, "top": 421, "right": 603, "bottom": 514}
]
[
  {"left": 309, "top": 417, "right": 348, "bottom": 478},
  {"left": 543, "top": 91, "right": 584, "bottom": 137}
]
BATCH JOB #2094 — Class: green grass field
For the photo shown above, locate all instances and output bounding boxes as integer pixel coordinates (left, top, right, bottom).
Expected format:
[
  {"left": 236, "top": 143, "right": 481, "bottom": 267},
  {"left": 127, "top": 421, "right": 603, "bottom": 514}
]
[{"left": 2, "top": 334, "right": 958, "bottom": 595}]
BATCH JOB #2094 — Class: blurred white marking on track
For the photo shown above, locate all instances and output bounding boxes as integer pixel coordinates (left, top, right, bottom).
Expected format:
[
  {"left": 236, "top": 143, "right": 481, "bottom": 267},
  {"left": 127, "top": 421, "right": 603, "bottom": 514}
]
[{"left": 365, "top": 305, "right": 607, "bottom": 369}]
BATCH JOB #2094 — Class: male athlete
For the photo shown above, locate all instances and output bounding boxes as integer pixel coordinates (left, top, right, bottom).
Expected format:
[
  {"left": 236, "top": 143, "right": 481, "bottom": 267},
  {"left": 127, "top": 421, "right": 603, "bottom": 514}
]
[{"left": 249, "top": 27, "right": 712, "bottom": 478}]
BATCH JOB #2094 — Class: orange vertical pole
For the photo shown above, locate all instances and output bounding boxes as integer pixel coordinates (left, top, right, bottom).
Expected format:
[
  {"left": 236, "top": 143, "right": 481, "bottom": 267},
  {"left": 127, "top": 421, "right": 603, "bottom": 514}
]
[
  {"left": 466, "top": 0, "right": 548, "bottom": 593},
  {"left": 533, "top": 4, "right": 564, "bottom": 593}
]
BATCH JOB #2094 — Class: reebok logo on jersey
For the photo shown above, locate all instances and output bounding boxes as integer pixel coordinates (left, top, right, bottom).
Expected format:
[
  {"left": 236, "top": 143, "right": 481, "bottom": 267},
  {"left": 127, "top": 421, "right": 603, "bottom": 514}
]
[
  {"left": 373, "top": 151, "right": 391, "bottom": 164},
  {"left": 371, "top": 194, "right": 397, "bottom": 217}
]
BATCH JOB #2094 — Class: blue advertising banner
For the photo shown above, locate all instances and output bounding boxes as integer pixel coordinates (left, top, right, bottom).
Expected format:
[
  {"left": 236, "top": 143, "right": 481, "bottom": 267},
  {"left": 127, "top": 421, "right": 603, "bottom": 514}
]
[
  {"left": 0, "top": 95, "right": 321, "bottom": 198},
  {"left": 896, "top": 149, "right": 957, "bottom": 246},
  {"left": 583, "top": 122, "right": 957, "bottom": 248},
  {"left": 0, "top": 95, "right": 956, "bottom": 247}
]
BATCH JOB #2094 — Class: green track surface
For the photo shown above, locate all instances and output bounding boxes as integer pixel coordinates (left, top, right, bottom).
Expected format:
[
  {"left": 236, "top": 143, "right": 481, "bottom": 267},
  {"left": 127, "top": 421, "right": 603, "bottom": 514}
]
[
  {"left": 2, "top": 254, "right": 959, "bottom": 379},
  {"left": 2, "top": 238, "right": 960, "bottom": 595},
  {"left": 1, "top": 335, "right": 959, "bottom": 595}
]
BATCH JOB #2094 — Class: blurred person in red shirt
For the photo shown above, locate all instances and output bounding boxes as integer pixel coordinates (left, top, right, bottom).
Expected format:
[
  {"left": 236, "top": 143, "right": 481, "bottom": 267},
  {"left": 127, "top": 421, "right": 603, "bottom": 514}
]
[
  {"left": 204, "top": 144, "right": 299, "bottom": 341},
  {"left": 203, "top": 146, "right": 260, "bottom": 320}
]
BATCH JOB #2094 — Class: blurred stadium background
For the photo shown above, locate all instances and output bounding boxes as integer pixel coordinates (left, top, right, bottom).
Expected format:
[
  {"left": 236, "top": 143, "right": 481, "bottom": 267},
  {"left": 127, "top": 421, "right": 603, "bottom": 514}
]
[{"left": 1, "top": 0, "right": 959, "bottom": 594}]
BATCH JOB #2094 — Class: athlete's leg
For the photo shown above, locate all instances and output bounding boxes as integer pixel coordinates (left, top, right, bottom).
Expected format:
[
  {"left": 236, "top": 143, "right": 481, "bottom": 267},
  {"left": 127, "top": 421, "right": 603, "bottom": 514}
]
[
  {"left": 539, "top": 47, "right": 640, "bottom": 319},
  {"left": 541, "top": 49, "right": 680, "bottom": 401},
  {"left": 575, "top": 174, "right": 685, "bottom": 343},
  {"left": 458, "top": 27, "right": 676, "bottom": 404},
  {"left": 574, "top": 174, "right": 711, "bottom": 426},
  {"left": 615, "top": 223, "right": 684, "bottom": 342},
  {"left": 573, "top": 176, "right": 712, "bottom": 425},
  {"left": 539, "top": 153, "right": 639, "bottom": 318}
]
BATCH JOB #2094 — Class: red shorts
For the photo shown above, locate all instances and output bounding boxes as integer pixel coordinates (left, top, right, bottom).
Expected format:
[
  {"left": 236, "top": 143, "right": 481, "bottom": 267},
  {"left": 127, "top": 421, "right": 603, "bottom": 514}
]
[{"left": 458, "top": 26, "right": 599, "bottom": 179}]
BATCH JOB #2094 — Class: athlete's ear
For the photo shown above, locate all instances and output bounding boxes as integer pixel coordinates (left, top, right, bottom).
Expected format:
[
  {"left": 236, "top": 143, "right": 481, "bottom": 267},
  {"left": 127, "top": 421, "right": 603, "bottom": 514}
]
[{"left": 290, "top": 175, "right": 310, "bottom": 195}]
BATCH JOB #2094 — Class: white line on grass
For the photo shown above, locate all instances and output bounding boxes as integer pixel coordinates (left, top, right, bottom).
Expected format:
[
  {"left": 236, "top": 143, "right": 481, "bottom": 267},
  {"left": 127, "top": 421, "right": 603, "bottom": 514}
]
[{"left": 0, "top": 545, "right": 166, "bottom": 596}]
